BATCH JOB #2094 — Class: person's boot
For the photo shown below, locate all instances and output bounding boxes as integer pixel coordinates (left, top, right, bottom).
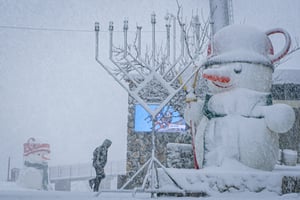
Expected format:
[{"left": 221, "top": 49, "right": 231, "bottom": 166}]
[
  {"left": 89, "top": 179, "right": 94, "bottom": 190},
  {"left": 93, "top": 183, "right": 99, "bottom": 192},
  {"left": 93, "top": 178, "right": 100, "bottom": 192}
]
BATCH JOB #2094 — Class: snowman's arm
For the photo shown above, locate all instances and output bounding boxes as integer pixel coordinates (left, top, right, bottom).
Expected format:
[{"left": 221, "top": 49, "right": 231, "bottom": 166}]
[
  {"left": 184, "top": 99, "right": 204, "bottom": 128},
  {"left": 252, "top": 104, "right": 295, "bottom": 133}
]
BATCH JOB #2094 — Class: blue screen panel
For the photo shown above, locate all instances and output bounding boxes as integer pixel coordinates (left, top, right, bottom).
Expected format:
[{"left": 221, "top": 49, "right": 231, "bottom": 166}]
[{"left": 134, "top": 104, "right": 186, "bottom": 132}]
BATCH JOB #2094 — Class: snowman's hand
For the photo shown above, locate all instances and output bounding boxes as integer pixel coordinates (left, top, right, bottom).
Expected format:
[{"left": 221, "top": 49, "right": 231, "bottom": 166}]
[
  {"left": 262, "top": 104, "right": 295, "bottom": 133},
  {"left": 184, "top": 99, "right": 204, "bottom": 127}
]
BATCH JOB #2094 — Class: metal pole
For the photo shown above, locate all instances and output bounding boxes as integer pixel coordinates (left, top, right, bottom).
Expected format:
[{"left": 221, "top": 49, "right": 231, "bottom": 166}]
[
  {"left": 151, "top": 115, "right": 156, "bottom": 191},
  {"left": 180, "top": 23, "right": 185, "bottom": 57},
  {"left": 194, "top": 15, "right": 201, "bottom": 51},
  {"left": 109, "top": 21, "right": 114, "bottom": 59},
  {"left": 166, "top": 23, "right": 171, "bottom": 59},
  {"left": 151, "top": 13, "right": 156, "bottom": 68},
  {"left": 209, "top": 0, "right": 230, "bottom": 35},
  {"left": 137, "top": 26, "right": 142, "bottom": 57},
  {"left": 7, "top": 157, "right": 11, "bottom": 181},
  {"left": 172, "top": 15, "right": 176, "bottom": 64},
  {"left": 228, "top": 0, "right": 234, "bottom": 24},
  {"left": 123, "top": 20, "right": 128, "bottom": 57},
  {"left": 94, "top": 22, "right": 100, "bottom": 60}
]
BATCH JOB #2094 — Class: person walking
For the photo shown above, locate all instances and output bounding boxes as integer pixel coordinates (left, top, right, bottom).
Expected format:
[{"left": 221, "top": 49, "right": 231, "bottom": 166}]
[{"left": 89, "top": 139, "right": 112, "bottom": 192}]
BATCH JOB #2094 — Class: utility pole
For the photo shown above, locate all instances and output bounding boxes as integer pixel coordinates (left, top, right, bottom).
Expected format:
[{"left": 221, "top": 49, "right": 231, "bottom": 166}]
[
  {"left": 209, "top": 0, "right": 230, "bottom": 35},
  {"left": 7, "top": 157, "right": 11, "bottom": 182}
]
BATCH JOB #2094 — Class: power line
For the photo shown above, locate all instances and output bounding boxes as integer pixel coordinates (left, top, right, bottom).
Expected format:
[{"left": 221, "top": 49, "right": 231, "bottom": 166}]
[
  {"left": 0, "top": 25, "right": 93, "bottom": 33},
  {"left": 0, "top": 25, "right": 167, "bottom": 33}
]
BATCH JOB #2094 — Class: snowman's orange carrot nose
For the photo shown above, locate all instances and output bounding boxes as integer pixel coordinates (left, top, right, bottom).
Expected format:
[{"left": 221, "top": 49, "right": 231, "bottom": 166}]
[
  {"left": 42, "top": 154, "right": 50, "bottom": 160},
  {"left": 203, "top": 74, "right": 230, "bottom": 83}
]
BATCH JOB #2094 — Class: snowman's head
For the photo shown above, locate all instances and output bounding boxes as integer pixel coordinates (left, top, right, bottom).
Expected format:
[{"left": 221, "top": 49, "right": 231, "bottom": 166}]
[
  {"left": 203, "top": 62, "right": 273, "bottom": 93},
  {"left": 23, "top": 138, "right": 50, "bottom": 164},
  {"left": 202, "top": 24, "right": 291, "bottom": 94},
  {"left": 24, "top": 150, "right": 50, "bottom": 164}
]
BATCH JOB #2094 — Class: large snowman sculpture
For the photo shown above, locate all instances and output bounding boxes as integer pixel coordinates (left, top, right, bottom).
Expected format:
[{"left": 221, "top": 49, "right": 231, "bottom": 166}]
[
  {"left": 17, "top": 137, "right": 51, "bottom": 190},
  {"left": 187, "top": 25, "right": 295, "bottom": 171}
]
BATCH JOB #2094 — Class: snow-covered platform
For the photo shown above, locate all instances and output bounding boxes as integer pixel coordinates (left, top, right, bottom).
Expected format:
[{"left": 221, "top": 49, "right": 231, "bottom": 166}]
[{"left": 158, "top": 160, "right": 300, "bottom": 196}]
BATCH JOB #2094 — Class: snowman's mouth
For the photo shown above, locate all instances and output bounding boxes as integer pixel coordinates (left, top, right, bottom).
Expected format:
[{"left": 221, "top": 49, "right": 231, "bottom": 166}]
[
  {"left": 203, "top": 74, "right": 232, "bottom": 88},
  {"left": 212, "top": 81, "right": 232, "bottom": 88}
]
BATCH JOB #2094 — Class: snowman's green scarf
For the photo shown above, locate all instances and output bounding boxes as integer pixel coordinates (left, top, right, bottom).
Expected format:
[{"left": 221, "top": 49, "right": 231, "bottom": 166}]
[
  {"left": 203, "top": 93, "right": 273, "bottom": 120},
  {"left": 24, "top": 161, "right": 49, "bottom": 190}
]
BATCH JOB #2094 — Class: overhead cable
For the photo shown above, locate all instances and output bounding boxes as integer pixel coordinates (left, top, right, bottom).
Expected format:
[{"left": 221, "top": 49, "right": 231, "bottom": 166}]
[{"left": 0, "top": 25, "right": 166, "bottom": 33}]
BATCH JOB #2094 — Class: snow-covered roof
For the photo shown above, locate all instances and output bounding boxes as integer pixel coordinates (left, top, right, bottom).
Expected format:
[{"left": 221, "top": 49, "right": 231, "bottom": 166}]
[{"left": 272, "top": 69, "right": 300, "bottom": 84}]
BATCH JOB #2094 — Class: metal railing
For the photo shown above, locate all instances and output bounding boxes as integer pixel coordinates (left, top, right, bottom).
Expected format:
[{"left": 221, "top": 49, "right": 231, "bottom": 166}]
[{"left": 49, "top": 160, "right": 126, "bottom": 182}]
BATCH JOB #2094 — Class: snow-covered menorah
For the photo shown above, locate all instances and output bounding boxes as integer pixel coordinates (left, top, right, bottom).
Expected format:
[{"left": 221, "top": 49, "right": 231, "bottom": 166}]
[
  {"left": 94, "top": 12, "right": 208, "bottom": 193},
  {"left": 95, "top": 13, "right": 207, "bottom": 118}
]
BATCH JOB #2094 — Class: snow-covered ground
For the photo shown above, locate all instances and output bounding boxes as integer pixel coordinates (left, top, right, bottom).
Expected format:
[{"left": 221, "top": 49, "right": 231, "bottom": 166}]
[
  {"left": 1, "top": 163, "right": 300, "bottom": 200},
  {"left": 0, "top": 182, "right": 299, "bottom": 200}
]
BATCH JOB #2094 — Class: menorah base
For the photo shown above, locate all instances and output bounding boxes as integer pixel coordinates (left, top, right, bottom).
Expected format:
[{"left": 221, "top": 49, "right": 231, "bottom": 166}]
[{"left": 120, "top": 154, "right": 184, "bottom": 193}]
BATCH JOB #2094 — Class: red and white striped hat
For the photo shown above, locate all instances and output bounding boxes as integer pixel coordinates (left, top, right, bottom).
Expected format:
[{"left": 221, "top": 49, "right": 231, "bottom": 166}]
[{"left": 23, "top": 137, "right": 50, "bottom": 156}]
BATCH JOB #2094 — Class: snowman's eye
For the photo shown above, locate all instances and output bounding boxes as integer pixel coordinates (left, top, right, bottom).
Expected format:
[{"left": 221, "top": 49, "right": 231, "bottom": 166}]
[{"left": 234, "top": 65, "right": 242, "bottom": 74}]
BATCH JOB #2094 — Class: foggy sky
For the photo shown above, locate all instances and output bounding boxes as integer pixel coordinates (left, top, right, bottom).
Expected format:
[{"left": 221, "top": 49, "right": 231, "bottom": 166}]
[{"left": 0, "top": 0, "right": 299, "bottom": 181}]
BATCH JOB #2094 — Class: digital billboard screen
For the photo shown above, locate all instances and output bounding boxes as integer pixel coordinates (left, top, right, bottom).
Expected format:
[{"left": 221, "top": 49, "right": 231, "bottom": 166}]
[{"left": 134, "top": 104, "right": 186, "bottom": 132}]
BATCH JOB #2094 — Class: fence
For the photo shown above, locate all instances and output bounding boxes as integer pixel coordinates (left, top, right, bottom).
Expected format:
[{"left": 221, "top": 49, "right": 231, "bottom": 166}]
[{"left": 49, "top": 160, "right": 126, "bottom": 182}]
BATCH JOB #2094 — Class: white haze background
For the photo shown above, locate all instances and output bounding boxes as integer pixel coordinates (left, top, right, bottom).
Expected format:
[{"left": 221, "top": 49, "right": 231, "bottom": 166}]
[{"left": 0, "top": 0, "right": 299, "bottom": 181}]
